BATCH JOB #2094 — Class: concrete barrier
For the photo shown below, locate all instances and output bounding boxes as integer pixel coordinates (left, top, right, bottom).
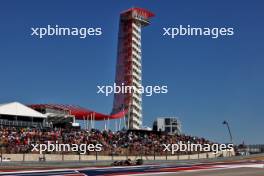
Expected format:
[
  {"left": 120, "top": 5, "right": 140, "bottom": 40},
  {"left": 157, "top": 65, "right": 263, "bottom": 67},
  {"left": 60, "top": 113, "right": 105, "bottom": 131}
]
[{"left": 1, "top": 150, "right": 234, "bottom": 162}]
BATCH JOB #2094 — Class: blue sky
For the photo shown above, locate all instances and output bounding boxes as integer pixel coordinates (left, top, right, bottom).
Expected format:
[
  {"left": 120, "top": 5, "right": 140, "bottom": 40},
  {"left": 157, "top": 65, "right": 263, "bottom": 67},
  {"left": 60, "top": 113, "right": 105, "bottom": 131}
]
[{"left": 0, "top": 0, "right": 264, "bottom": 144}]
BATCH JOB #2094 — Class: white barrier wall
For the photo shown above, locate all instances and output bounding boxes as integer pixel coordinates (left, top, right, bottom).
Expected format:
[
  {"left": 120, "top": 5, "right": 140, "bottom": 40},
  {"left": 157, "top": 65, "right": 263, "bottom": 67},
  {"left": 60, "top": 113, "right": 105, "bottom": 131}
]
[{"left": 2, "top": 150, "right": 234, "bottom": 162}]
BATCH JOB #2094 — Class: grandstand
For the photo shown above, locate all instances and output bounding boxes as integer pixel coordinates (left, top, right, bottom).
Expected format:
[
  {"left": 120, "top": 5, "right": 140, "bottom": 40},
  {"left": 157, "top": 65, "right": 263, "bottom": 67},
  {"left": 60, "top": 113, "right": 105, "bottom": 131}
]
[
  {"left": 0, "top": 102, "right": 234, "bottom": 162},
  {"left": 0, "top": 127, "right": 214, "bottom": 156}
]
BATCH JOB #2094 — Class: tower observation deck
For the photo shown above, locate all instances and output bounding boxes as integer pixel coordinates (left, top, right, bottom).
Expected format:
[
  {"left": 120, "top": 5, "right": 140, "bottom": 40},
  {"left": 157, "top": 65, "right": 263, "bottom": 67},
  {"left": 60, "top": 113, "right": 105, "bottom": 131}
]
[
  {"left": 30, "top": 8, "right": 154, "bottom": 130},
  {"left": 112, "top": 8, "right": 154, "bottom": 129}
]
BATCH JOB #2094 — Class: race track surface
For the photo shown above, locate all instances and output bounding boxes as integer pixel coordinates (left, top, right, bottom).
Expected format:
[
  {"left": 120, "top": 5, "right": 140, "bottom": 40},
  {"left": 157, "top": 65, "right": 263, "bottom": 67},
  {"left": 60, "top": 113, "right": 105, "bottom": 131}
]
[
  {"left": 0, "top": 161, "right": 263, "bottom": 176},
  {"left": 0, "top": 155, "right": 263, "bottom": 176}
]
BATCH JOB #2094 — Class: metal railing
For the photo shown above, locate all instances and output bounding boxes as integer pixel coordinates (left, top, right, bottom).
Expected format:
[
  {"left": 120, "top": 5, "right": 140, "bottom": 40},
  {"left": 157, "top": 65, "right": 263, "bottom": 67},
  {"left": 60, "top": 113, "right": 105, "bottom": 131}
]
[{"left": 0, "top": 119, "right": 50, "bottom": 128}]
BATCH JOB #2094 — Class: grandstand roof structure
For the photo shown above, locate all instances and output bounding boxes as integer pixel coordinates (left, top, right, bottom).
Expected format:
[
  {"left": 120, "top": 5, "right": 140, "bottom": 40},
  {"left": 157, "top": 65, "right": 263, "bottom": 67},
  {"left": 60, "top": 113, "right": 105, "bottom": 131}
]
[
  {"left": 0, "top": 102, "right": 47, "bottom": 118},
  {"left": 29, "top": 104, "right": 127, "bottom": 121}
]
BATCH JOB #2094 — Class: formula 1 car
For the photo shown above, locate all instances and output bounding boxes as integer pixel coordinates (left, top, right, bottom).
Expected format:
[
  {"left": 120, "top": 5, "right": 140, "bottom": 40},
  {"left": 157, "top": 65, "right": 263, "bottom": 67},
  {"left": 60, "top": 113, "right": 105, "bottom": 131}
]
[{"left": 111, "top": 159, "right": 143, "bottom": 166}]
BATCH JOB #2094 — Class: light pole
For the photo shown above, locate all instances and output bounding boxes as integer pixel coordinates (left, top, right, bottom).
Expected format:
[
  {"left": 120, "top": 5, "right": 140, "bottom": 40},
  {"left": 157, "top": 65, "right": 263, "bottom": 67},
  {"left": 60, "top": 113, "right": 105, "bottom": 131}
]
[{"left": 223, "top": 120, "right": 233, "bottom": 143}]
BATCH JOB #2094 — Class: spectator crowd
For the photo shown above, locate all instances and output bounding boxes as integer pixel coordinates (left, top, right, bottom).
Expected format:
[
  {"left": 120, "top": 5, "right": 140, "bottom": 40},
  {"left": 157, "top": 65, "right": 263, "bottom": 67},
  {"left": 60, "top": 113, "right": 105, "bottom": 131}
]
[{"left": 0, "top": 127, "right": 213, "bottom": 156}]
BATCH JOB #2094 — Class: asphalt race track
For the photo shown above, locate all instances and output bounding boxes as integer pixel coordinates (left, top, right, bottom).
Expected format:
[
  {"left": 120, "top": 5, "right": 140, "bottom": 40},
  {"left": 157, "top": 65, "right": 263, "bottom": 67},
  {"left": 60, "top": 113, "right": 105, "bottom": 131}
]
[
  {"left": 0, "top": 161, "right": 263, "bottom": 176},
  {"left": 148, "top": 168, "right": 264, "bottom": 176},
  {"left": 0, "top": 154, "right": 264, "bottom": 176}
]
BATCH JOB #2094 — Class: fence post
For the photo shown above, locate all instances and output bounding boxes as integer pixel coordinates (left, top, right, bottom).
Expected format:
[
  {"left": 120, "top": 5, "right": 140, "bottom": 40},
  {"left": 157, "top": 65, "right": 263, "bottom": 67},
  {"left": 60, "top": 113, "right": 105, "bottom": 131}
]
[
  {"left": 126, "top": 147, "right": 128, "bottom": 160},
  {"left": 44, "top": 153, "right": 46, "bottom": 161},
  {"left": 62, "top": 152, "right": 64, "bottom": 161},
  {"left": 111, "top": 148, "right": 114, "bottom": 161},
  {"left": 153, "top": 145, "right": 156, "bottom": 161},
  {"left": 0, "top": 144, "right": 2, "bottom": 163},
  {"left": 141, "top": 145, "right": 143, "bottom": 160}
]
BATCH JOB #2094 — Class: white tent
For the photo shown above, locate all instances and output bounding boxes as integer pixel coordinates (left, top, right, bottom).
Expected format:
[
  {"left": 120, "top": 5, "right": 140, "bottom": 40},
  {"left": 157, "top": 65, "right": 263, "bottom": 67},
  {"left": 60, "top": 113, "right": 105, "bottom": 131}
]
[{"left": 0, "top": 102, "right": 47, "bottom": 118}]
